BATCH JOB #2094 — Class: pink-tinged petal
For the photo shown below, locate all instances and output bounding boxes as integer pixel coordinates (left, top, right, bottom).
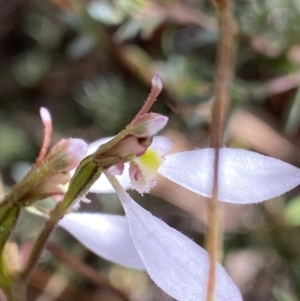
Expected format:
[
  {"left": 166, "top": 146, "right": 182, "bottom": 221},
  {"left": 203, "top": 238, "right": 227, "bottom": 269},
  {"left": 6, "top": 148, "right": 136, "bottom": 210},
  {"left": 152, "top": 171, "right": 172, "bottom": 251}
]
[
  {"left": 87, "top": 136, "right": 172, "bottom": 193},
  {"left": 106, "top": 162, "right": 125, "bottom": 176},
  {"left": 129, "top": 161, "right": 157, "bottom": 194},
  {"left": 58, "top": 213, "right": 144, "bottom": 270},
  {"left": 129, "top": 147, "right": 162, "bottom": 194},
  {"left": 129, "top": 113, "right": 168, "bottom": 137},
  {"left": 112, "top": 187, "right": 242, "bottom": 301},
  {"left": 46, "top": 138, "right": 88, "bottom": 171},
  {"left": 66, "top": 139, "right": 89, "bottom": 169},
  {"left": 159, "top": 148, "right": 300, "bottom": 204}
]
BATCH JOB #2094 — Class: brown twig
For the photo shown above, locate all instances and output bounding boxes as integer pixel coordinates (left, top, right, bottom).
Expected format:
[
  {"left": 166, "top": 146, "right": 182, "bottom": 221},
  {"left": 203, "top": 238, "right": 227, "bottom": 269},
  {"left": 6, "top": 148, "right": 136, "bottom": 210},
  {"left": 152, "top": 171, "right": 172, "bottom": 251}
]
[{"left": 206, "top": 1, "right": 236, "bottom": 301}]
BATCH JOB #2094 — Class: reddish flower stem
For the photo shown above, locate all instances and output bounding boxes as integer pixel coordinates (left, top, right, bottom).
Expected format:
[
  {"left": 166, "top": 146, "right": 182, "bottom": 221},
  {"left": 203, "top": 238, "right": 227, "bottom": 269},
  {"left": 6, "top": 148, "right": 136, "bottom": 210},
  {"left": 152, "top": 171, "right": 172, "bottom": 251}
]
[
  {"left": 206, "top": 1, "right": 236, "bottom": 301},
  {"left": 35, "top": 108, "right": 52, "bottom": 166},
  {"left": 130, "top": 74, "right": 163, "bottom": 123}
]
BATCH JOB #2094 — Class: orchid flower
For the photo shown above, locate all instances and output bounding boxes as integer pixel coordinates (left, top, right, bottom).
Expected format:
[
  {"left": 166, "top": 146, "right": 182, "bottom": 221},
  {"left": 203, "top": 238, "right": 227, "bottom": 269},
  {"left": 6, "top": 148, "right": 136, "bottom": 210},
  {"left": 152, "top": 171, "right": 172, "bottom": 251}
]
[
  {"left": 58, "top": 75, "right": 300, "bottom": 301},
  {"left": 60, "top": 142, "right": 245, "bottom": 301},
  {"left": 46, "top": 76, "right": 236, "bottom": 301},
  {"left": 85, "top": 135, "right": 172, "bottom": 194},
  {"left": 86, "top": 139, "right": 300, "bottom": 204},
  {"left": 60, "top": 140, "right": 300, "bottom": 301}
]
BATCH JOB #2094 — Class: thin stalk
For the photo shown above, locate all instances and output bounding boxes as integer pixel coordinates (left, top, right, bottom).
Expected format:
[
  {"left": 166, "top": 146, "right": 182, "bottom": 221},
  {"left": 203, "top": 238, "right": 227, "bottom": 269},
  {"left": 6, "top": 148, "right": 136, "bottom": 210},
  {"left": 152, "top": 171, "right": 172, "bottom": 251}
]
[
  {"left": 20, "top": 205, "right": 61, "bottom": 279},
  {"left": 206, "top": 1, "right": 236, "bottom": 301}
]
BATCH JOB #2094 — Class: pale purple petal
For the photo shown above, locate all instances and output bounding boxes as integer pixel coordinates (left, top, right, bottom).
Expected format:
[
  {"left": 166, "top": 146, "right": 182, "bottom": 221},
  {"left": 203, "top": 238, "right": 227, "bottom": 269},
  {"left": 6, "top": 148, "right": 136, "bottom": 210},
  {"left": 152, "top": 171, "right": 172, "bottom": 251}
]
[
  {"left": 58, "top": 213, "right": 144, "bottom": 270},
  {"left": 159, "top": 148, "right": 300, "bottom": 204},
  {"left": 88, "top": 136, "right": 172, "bottom": 193},
  {"left": 114, "top": 188, "right": 242, "bottom": 301}
]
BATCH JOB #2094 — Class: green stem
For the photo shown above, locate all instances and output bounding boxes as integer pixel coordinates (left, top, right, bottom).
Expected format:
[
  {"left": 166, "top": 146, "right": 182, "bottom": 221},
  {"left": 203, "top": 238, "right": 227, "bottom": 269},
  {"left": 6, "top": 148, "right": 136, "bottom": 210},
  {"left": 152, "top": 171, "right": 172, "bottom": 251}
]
[
  {"left": 1, "top": 151, "right": 73, "bottom": 208},
  {"left": 21, "top": 156, "right": 102, "bottom": 280},
  {"left": 21, "top": 206, "right": 61, "bottom": 279}
]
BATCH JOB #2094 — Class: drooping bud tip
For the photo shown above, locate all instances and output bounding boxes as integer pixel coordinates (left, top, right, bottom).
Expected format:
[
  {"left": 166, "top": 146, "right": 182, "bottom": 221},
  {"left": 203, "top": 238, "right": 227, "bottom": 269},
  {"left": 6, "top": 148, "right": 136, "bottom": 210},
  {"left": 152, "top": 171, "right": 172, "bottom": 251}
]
[
  {"left": 151, "top": 74, "right": 163, "bottom": 92},
  {"left": 40, "top": 107, "right": 51, "bottom": 124},
  {"left": 35, "top": 107, "right": 53, "bottom": 166}
]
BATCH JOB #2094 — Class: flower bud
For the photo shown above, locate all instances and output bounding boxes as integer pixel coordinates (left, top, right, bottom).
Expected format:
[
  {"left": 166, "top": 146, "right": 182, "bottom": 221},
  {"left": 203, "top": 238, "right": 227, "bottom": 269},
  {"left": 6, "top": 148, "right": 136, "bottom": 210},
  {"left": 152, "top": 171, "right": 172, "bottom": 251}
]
[
  {"left": 46, "top": 138, "right": 88, "bottom": 172},
  {"left": 93, "top": 113, "right": 168, "bottom": 171},
  {"left": 128, "top": 113, "right": 168, "bottom": 137},
  {"left": 109, "top": 136, "right": 153, "bottom": 158},
  {"left": 94, "top": 135, "right": 153, "bottom": 169}
]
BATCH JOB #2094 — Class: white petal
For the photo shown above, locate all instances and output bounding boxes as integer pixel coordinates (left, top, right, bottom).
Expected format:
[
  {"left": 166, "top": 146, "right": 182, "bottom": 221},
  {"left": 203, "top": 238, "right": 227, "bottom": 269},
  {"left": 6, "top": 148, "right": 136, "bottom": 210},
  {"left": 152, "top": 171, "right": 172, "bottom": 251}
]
[
  {"left": 89, "top": 163, "right": 132, "bottom": 193},
  {"left": 151, "top": 136, "right": 173, "bottom": 154},
  {"left": 58, "top": 213, "right": 144, "bottom": 270},
  {"left": 159, "top": 148, "right": 300, "bottom": 204},
  {"left": 116, "top": 189, "right": 242, "bottom": 301},
  {"left": 88, "top": 136, "right": 172, "bottom": 193}
]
